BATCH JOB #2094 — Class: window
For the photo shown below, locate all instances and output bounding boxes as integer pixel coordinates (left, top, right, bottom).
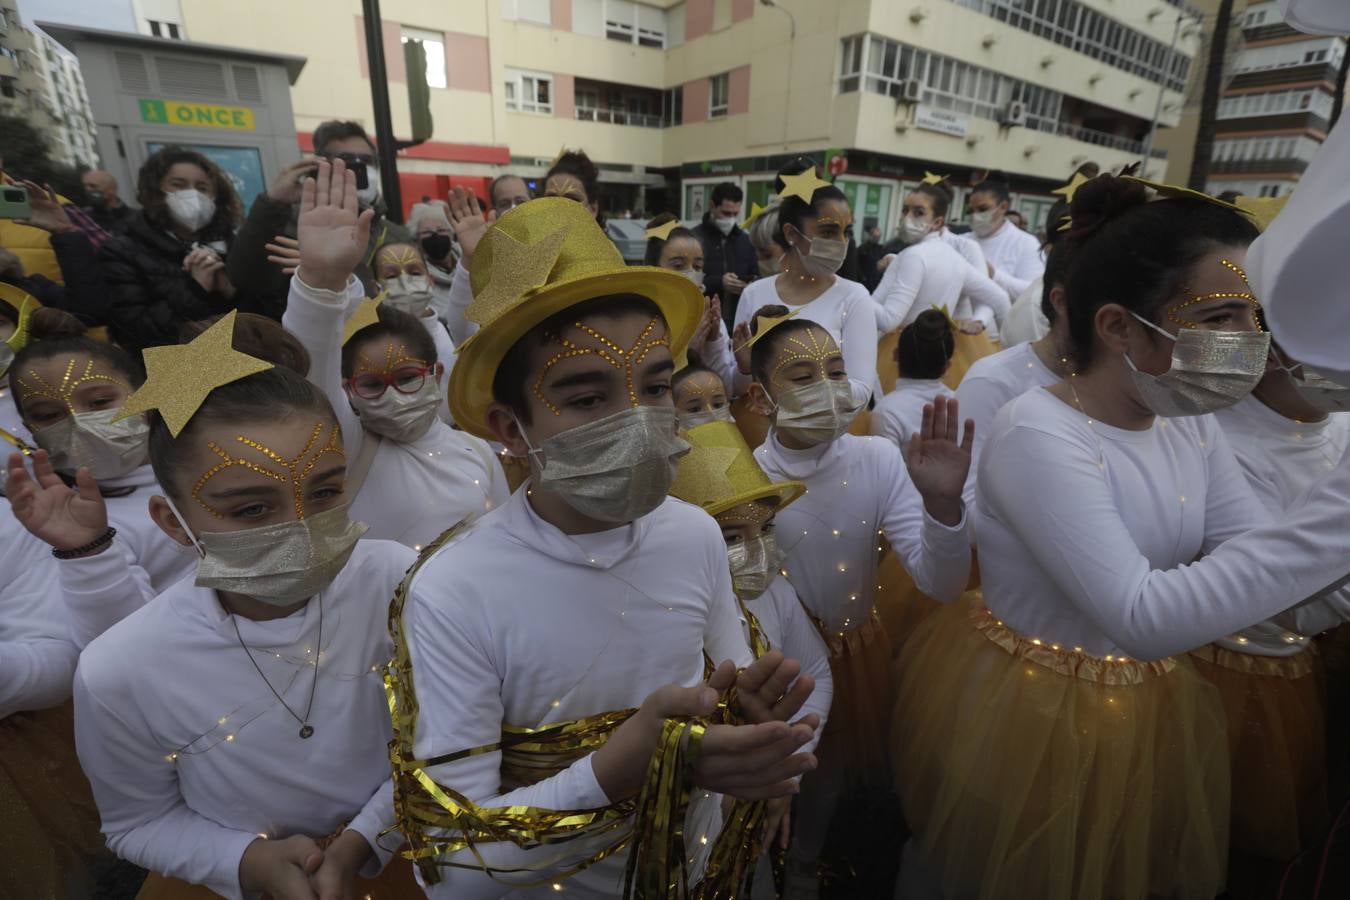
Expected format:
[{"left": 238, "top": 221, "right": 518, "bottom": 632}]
[
  {"left": 662, "top": 86, "right": 683, "bottom": 126},
  {"left": 502, "top": 0, "right": 552, "bottom": 25},
  {"left": 402, "top": 27, "right": 447, "bottom": 89},
  {"left": 148, "top": 20, "right": 182, "bottom": 39},
  {"left": 709, "top": 72, "right": 729, "bottom": 118},
  {"left": 505, "top": 68, "right": 554, "bottom": 114},
  {"left": 600, "top": 1, "right": 667, "bottom": 47}
]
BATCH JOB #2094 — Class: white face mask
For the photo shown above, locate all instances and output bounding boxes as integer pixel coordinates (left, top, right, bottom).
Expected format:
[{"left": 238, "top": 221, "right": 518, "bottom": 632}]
[
  {"left": 677, "top": 405, "right": 735, "bottom": 431},
  {"left": 1125, "top": 313, "right": 1271, "bottom": 417},
  {"left": 771, "top": 379, "right": 863, "bottom": 446},
  {"left": 792, "top": 229, "right": 848, "bottom": 277},
  {"left": 352, "top": 376, "right": 442, "bottom": 442},
  {"left": 380, "top": 273, "right": 434, "bottom": 317},
  {"left": 900, "top": 215, "right": 932, "bottom": 245},
  {"left": 33, "top": 409, "right": 149, "bottom": 481},
  {"left": 165, "top": 189, "right": 216, "bottom": 233},
  {"left": 356, "top": 166, "right": 381, "bottom": 207},
  {"left": 713, "top": 216, "right": 736, "bottom": 236},
  {"left": 679, "top": 268, "right": 706, "bottom": 291},
  {"left": 727, "top": 533, "right": 783, "bottom": 600},
  {"left": 969, "top": 209, "right": 999, "bottom": 238}
]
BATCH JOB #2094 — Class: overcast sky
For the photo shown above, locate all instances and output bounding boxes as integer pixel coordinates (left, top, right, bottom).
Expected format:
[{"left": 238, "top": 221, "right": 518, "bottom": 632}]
[{"left": 20, "top": 0, "right": 137, "bottom": 33}]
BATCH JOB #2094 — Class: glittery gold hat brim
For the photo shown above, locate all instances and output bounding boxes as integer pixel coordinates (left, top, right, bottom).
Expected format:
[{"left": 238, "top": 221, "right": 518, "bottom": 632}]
[
  {"left": 702, "top": 479, "right": 807, "bottom": 519},
  {"left": 0, "top": 283, "right": 42, "bottom": 354},
  {"left": 670, "top": 420, "right": 806, "bottom": 518},
  {"left": 448, "top": 266, "right": 703, "bottom": 440}
]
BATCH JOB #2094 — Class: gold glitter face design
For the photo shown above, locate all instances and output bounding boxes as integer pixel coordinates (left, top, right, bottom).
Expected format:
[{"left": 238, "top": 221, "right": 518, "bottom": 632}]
[
  {"left": 375, "top": 244, "right": 425, "bottom": 280},
  {"left": 17, "top": 357, "right": 129, "bottom": 417},
  {"left": 769, "top": 328, "right": 844, "bottom": 388},
  {"left": 1167, "top": 259, "right": 1262, "bottom": 328},
  {"left": 191, "top": 422, "right": 345, "bottom": 520},
  {"left": 543, "top": 174, "right": 587, "bottom": 204},
  {"left": 353, "top": 341, "right": 428, "bottom": 378},
  {"left": 533, "top": 317, "right": 671, "bottom": 415},
  {"left": 675, "top": 371, "right": 727, "bottom": 413},
  {"left": 716, "top": 502, "right": 776, "bottom": 528}
]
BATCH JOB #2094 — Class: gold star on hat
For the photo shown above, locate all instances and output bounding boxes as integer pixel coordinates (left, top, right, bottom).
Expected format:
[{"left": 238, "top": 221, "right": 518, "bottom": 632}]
[
  {"left": 115, "top": 311, "right": 273, "bottom": 437},
  {"left": 466, "top": 225, "right": 569, "bottom": 329},
  {"left": 342, "top": 296, "right": 384, "bottom": 345},
  {"left": 1052, "top": 172, "right": 1090, "bottom": 202},
  {"left": 777, "top": 166, "right": 833, "bottom": 204},
  {"left": 738, "top": 307, "right": 802, "bottom": 353},
  {"left": 669, "top": 420, "right": 805, "bottom": 517},
  {"left": 741, "top": 201, "right": 769, "bottom": 231},
  {"left": 921, "top": 171, "right": 946, "bottom": 186},
  {"left": 1234, "top": 194, "right": 1291, "bottom": 233},
  {"left": 644, "top": 219, "right": 681, "bottom": 241}
]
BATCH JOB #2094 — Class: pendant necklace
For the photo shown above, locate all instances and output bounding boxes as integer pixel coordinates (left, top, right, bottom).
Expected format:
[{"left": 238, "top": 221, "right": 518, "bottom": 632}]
[{"left": 231, "top": 595, "right": 322, "bottom": 740}]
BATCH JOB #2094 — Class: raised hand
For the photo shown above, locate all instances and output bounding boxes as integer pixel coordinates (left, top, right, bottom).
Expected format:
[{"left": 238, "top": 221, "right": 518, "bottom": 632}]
[
  {"left": 267, "top": 158, "right": 322, "bottom": 206},
  {"left": 905, "top": 394, "right": 973, "bottom": 527},
  {"left": 689, "top": 297, "right": 720, "bottom": 351},
  {"left": 265, "top": 234, "right": 302, "bottom": 276},
  {"left": 6, "top": 450, "right": 109, "bottom": 552},
  {"left": 296, "top": 159, "right": 375, "bottom": 293},
  {"left": 448, "top": 186, "right": 489, "bottom": 265},
  {"left": 18, "top": 181, "right": 74, "bottom": 234},
  {"left": 732, "top": 322, "right": 754, "bottom": 376}
]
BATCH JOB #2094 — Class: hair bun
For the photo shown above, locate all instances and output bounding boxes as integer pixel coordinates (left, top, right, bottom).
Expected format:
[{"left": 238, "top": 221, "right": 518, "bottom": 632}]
[
  {"left": 913, "top": 309, "right": 952, "bottom": 342},
  {"left": 773, "top": 157, "right": 816, "bottom": 194},
  {"left": 28, "top": 308, "right": 87, "bottom": 342},
  {"left": 1065, "top": 174, "right": 1149, "bottom": 243},
  {"left": 751, "top": 304, "right": 791, "bottom": 336}
]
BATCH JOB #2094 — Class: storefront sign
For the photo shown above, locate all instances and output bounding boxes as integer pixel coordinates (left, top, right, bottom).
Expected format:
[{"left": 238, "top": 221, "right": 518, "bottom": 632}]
[
  {"left": 139, "top": 98, "right": 256, "bottom": 131},
  {"left": 913, "top": 105, "right": 969, "bottom": 139}
]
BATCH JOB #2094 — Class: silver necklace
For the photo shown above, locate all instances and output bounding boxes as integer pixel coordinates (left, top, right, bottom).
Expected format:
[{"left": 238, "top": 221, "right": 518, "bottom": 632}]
[{"left": 230, "top": 596, "right": 322, "bottom": 740}]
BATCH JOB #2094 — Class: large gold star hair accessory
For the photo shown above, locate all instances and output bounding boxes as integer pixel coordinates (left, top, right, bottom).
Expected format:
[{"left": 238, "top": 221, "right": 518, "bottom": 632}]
[
  {"left": 342, "top": 296, "right": 383, "bottom": 345},
  {"left": 644, "top": 219, "right": 681, "bottom": 241},
  {"left": 741, "top": 201, "right": 769, "bottom": 231},
  {"left": 1121, "top": 175, "right": 1243, "bottom": 215},
  {"left": 1052, "top": 172, "right": 1090, "bottom": 202},
  {"left": 466, "top": 225, "right": 569, "bottom": 328},
  {"left": 777, "top": 166, "right": 833, "bottom": 204},
  {"left": 737, "top": 307, "right": 802, "bottom": 354},
  {"left": 921, "top": 171, "right": 947, "bottom": 186},
  {"left": 115, "top": 311, "right": 273, "bottom": 437}
]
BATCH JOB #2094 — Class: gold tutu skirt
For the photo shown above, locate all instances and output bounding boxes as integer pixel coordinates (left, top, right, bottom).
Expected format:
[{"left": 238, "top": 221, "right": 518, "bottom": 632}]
[
  {"left": 891, "top": 596, "right": 1229, "bottom": 900},
  {"left": 816, "top": 612, "right": 894, "bottom": 786},
  {"left": 876, "top": 327, "right": 1000, "bottom": 395},
  {"left": 873, "top": 551, "right": 939, "bottom": 659},
  {"left": 1189, "top": 643, "right": 1327, "bottom": 861},
  {"left": 0, "top": 702, "right": 108, "bottom": 900},
  {"left": 136, "top": 848, "right": 422, "bottom": 899}
]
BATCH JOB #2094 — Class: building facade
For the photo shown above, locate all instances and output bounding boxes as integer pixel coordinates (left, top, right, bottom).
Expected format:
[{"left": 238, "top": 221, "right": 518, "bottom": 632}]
[
  {"left": 96, "top": 0, "right": 1200, "bottom": 237},
  {"left": 33, "top": 25, "right": 97, "bottom": 168},
  {"left": 1, "top": 0, "right": 98, "bottom": 170}
]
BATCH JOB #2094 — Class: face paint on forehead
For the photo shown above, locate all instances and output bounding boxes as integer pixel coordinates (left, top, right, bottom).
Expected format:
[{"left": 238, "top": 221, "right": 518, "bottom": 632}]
[
  {"left": 770, "top": 329, "right": 840, "bottom": 385},
  {"left": 354, "top": 341, "right": 429, "bottom": 377},
  {"left": 18, "top": 358, "right": 129, "bottom": 412},
  {"left": 1167, "top": 258, "right": 1262, "bottom": 328},
  {"left": 191, "top": 422, "right": 345, "bottom": 520},
  {"left": 378, "top": 246, "right": 421, "bottom": 269},
  {"left": 533, "top": 317, "right": 670, "bottom": 415},
  {"left": 677, "top": 374, "right": 721, "bottom": 399},
  {"left": 815, "top": 215, "right": 853, "bottom": 229}
]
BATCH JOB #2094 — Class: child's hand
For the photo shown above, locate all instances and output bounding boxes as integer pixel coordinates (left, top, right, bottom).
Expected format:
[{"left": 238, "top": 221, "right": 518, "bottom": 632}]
[
  {"left": 6, "top": 450, "right": 110, "bottom": 554},
  {"left": 296, "top": 159, "right": 375, "bottom": 293}
]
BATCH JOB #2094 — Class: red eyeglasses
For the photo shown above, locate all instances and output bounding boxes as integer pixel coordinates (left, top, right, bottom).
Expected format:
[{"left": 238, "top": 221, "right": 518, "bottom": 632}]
[{"left": 343, "top": 365, "right": 431, "bottom": 400}]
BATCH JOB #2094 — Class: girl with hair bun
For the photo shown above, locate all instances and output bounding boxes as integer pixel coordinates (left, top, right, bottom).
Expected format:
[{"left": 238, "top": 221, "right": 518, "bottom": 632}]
[
  {"left": 890, "top": 175, "right": 1350, "bottom": 900},
  {"left": 870, "top": 310, "right": 956, "bottom": 449}
]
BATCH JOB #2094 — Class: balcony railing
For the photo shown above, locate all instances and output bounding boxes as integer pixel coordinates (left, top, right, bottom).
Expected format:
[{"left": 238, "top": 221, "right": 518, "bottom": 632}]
[
  {"left": 574, "top": 105, "right": 664, "bottom": 128},
  {"left": 1054, "top": 122, "right": 1166, "bottom": 158},
  {"left": 1210, "top": 157, "right": 1312, "bottom": 176}
]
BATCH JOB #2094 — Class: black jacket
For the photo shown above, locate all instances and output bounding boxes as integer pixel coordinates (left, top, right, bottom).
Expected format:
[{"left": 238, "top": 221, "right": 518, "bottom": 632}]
[
  {"left": 1, "top": 230, "right": 108, "bottom": 325},
  {"left": 693, "top": 214, "right": 757, "bottom": 324},
  {"left": 98, "top": 211, "right": 274, "bottom": 352},
  {"left": 83, "top": 203, "right": 135, "bottom": 236}
]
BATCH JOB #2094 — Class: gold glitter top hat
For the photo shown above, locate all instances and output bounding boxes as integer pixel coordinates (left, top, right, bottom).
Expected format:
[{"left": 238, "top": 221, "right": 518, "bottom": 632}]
[
  {"left": 450, "top": 196, "right": 703, "bottom": 439},
  {"left": 0, "top": 283, "right": 42, "bottom": 358},
  {"left": 669, "top": 420, "right": 805, "bottom": 519},
  {"left": 115, "top": 310, "right": 274, "bottom": 437}
]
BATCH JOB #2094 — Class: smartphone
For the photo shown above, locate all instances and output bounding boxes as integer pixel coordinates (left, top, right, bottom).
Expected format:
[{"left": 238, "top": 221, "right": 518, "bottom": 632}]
[{"left": 0, "top": 185, "right": 33, "bottom": 220}]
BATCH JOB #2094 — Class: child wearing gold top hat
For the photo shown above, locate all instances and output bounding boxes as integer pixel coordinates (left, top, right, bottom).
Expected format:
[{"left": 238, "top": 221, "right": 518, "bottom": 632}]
[
  {"left": 388, "top": 192, "right": 824, "bottom": 897},
  {"left": 741, "top": 304, "right": 973, "bottom": 896}
]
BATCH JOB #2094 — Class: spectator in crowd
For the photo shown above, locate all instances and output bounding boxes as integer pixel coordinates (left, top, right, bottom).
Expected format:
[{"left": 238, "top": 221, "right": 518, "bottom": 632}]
[
  {"left": 1, "top": 183, "right": 107, "bottom": 324},
  {"left": 858, "top": 223, "right": 886, "bottom": 291},
  {"left": 80, "top": 170, "right": 134, "bottom": 235},
  {"left": 488, "top": 173, "right": 531, "bottom": 216},
  {"left": 97, "top": 146, "right": 260, "bottom": 351},
  {"left": 1006, "top": 209, "right": 1027, "bottom": 231},
  {"left": 543, "top": 149, "right": 603, "bottom": 224},
  {"left": 410, "top": 202, "right": 460, "bottom": 325},
  {"left": 694, "top": 182, "right": 757, "bottom": 326}
]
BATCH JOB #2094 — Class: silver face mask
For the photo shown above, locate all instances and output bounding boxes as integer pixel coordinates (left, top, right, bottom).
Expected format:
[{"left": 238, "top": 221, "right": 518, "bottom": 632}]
[
  {"left": 677, "top": 405, "right": 735, "bottom": 431},
  {"left": 680, "top": 268, "right": 706, "bottom": 291},
  {"left": 380, "top": 273, "right": 434, "bottom": 317},
  {"left": 1125, "top": 313, "right": 1271, "bottom": 418},
  {"left": 727, "top": 533, "right": 782, "bottom": 600},
  {"left": 772, "top": 379, "right": 863, "bottom": 446},
  {"left": 165, "top": 189, "right": 216, "bottom": 233},
  {"left": 523, "top": 405, "right": 690, "bottom": 524},
  {"left": 800, "top": 235, "right": 848, "bottom": 277},
  {"left": 353, "top": 377, "right": 441, "bottom": 442},
  {"left": 168, "top": 501, "right": 367, "bottom": 607},
  {"left": 1275, "top": 351, "right": 1350, "bottom": 413},
  {"left": 33, "top": 409, "right": 149, "bottom": 480}
]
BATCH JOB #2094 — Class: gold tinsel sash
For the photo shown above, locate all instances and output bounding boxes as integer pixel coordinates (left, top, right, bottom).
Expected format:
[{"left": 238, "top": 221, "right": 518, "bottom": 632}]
[{"left": 384, "top": 524, "right": 767, "bottom": 897}]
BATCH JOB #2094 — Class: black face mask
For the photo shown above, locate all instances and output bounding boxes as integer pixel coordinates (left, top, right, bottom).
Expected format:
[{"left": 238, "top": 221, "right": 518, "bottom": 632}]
[
  {"left": 86, "top": 190, "right": 106, "bottom": 209},
  {"left": 420, "top": 233, "right": 452, "bottom": 262}
]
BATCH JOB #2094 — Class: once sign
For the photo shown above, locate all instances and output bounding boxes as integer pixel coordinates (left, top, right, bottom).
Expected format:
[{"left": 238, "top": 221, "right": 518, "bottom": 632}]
[{"left": 139, "top": 99, "right": 256, "bottom": 131}]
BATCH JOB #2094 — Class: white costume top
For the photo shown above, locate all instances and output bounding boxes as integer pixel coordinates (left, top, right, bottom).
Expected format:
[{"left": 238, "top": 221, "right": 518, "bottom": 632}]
[
  {"left": 976, "top": 388, "right": 1350, "bottom": 661},
  {"left": 0, "top": 383, "right": 30, "bottom": 445},
  {"left": 403, "top": 489, "right": 753, "bottom": 897},
  {"left": 733, "top": 276, "right": 877, "bottom": 406},
  {"left": 1211, "top": 394, "right": 1350, "bottom": 655},
  {"left": 870, "top": 378, "right": 955, "bottom": 450},
  {"left": 955, "top": 341, "right": 1060, "bottom": 512},
  {"left": 939, "top": 229, "right": 999, "bottom": 332},
  {"left": 59, "top": 464, "right": 197, "bottom": 649},
  {"left": 974, "top": 221, "right": 1045, "bottom": 302},
  {"left": 999, "top": 278, "right": 1050, "bottom": 347},
  {"left": 870, "top": 233, "right": 1009, "bottom": 335},
  {"left": 73, "top": 540, "right": 415, "bottom": 900},
  {"left": 0, "top": 511, "right": 77, "bottom": 718},
  {"left": 745, "top": 576, "right": 832, "bottom": 754},
  {"left": 446, "top": 261, "right": 478, "bottom": 346},
  {"left": 283, "top": 278, "right": 506, "bottom": 548},
  {"left": 755, "top": 432, "right": 971, "bottom": 634}
]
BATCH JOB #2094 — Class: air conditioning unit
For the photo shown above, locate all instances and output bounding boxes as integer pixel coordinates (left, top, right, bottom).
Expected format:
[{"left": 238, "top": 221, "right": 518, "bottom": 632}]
[
  {"left": 1001, "top": 100, "right": 1027, "bottom": 126},
  {"left": 900, "top": 78, "right": 923, "bottom": 103},
  {"left": 894, "top": 103, "right": 912, "bottom": 132}
]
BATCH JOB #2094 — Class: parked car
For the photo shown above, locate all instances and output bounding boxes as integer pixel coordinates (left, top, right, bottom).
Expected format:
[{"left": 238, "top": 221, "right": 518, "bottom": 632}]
[{"left": 605, "top": 218, "right": 648, "bottom": 265}]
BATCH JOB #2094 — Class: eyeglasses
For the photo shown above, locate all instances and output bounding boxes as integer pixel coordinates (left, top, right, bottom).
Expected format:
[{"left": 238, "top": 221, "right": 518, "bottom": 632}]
[
  {"left": 320, "top": 152, "right": 375, "bottom": 169},
  {"left": 493, "top": 197, "right": 530, "bottom": 214},
  {"left": 344, "top": 366, "right": 430, "bottom": 400}
]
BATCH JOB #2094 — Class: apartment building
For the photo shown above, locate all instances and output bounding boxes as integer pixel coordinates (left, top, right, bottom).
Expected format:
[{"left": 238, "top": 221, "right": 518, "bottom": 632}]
[
  {"left": 34, "top": 25, "right": 97, "bottom": 168},
  {"left": 94, "top": 0, "right": 1201, "bottom": 237},
  {"left": 0, "top": 0, "right": 96, "bottom": 169}
]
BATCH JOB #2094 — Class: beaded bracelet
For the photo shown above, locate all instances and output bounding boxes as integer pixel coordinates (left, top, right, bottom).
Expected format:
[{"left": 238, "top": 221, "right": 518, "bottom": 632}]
[{"left": 51, "top": 527, "right": 117, "bottom": 560}]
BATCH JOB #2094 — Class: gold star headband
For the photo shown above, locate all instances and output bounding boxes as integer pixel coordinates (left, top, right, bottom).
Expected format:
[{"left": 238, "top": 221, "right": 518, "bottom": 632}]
[
  {"left": 115, "top": 311, "right": 274, "bottom": 437},
  {"left": 644, "top": 219, "right": 681, "bottom": 241},
  {"left": 921, "top": 171, "right": 947, "bottom": 186},
  {"left": 777, "top": 166, "right": 833, "bottom": 204},
  {"left": 741, "top": 201, "right": 769, "bottom": 232},
  {"left": 1052, "top": 172, "right": 1090, "bottom": 202},
  {"left": 342, "top": 296, "right": 384, "bottom": 345},
  {"left": 1121, "top": 175, "right": 1244, "bottom": 215},
  {"left": 737, "top": 307, "right": 803, "bottom": 354}
]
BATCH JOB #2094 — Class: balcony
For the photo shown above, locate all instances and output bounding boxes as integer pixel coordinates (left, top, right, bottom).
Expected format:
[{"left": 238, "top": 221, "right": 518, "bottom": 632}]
[
  {"left": 1230, "top": 63, "right": 1340, "bottom": 90},
  {"left": 1054, "top": 122, "right": 1162, "bottom": 157},
  {"left": 573, "top": 78, "right": 675, "bottom": 130},
  {"left": 1210, "top": 157, "right": 1312, "bottom": 176},
  {"left": 1216, "top": 111, "right": 1330, "bottom": 135},
  {"left": 575, "top": 106, "right": 663, "bottom": 129}
]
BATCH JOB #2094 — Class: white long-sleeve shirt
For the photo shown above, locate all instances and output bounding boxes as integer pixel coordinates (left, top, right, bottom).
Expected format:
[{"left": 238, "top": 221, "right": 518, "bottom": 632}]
[
  {"left": 976, "top": 388, "right": 1350, "bottom": 662},
  {"left": 955, "top": 341, "right": 1060, "bottom": 515},
  {"left": 445, "top": 261, "right": 478, "bottom": 346},
  {"left": 999, "top": 277, "right": 1051, "bottom": 347},
  {"left": 72, "top": 540, "right": 415, "bottom": 900},
  {"left": 59, "top": 464, "right": 197, "bottom": 649},
  {"left": 870, "top": 234, "right": 1009, "bottom": 335},
  {"left": 733, "top": 276, "right": 877, "bottom": 407},
  {"left": 745, "top": 576, "right": 832, "bottom": 754},
  {"left": 940, "top": 229, "right": 1000, "bottom": 332},
  {"left": 870, "top": 378, "right": 955, "bottom": 450},
  {"left": 0, "top": 384, "right": 30, "bottom": 445},
  {"left": 283, "top": 277, "right": 506, "bottom": 548},
  {"left": 755, "top": 432, "right": 971, "bottom": 634},
  {"left": 403, "top": 488, "right": 754, "bottom": 897},
  {"left": 1211, "top": 394, "right": 1350, "bottom": 655},
  {"left": 974, "top": 221, "right": 1045, "bottom": 302},
  {"left": 0, "top": 510, "right": 78, "bottom": 718}
]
